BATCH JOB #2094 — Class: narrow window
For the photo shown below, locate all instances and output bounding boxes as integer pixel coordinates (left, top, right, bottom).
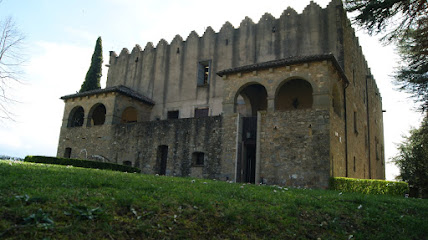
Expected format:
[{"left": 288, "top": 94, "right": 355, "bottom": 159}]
[
  {"left": 192, "top": 152, "right": 205, "bottom": 167},
  {"left": 197, "top": 60, "right": 211, "bottom": 86},
  {"left": 375, "top": 137, "right": 380, "bottom": 160},
  {"left": 353, "top": 156, "right": 356, "bottom": 172},
  {"left": 167, "top": 110, "right": 179, "bottom": 119},
  {"left": 354, "top": 112, "right": 358, "bottom": 134},
  {"left": 64, "top": 148, "right": 72, "bottom": 158},
  {"left": 194, "top": 108, "right": 209, "bottom": 118}
]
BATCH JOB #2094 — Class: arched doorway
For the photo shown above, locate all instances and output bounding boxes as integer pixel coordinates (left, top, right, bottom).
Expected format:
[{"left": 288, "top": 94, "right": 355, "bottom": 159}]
[
  {"left": 275, "top": 78, "right": 313, "bottom": 111},
  {"left": 235, "top": 83, "right": 268, "bottom": 117},
  {"left": 235, "top": 83, "right": 267, "bottom": 183}
]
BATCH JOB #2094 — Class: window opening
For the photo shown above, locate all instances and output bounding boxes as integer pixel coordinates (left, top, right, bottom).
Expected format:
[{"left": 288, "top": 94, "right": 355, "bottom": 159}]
[
  {"left": 167, "top": 110, "right": 179, "bottom": 119},
  {"left": 123, "top": 161, "right": 132, "bottom": 166},
  {"left": 192, "top": 152, "right": 205, "bottom": 166},
  {"left": 354, "top": 111, "right": 358, "bottom": 134},
  {"left": 353, "top": 156, "right": 356, "bottom": 172},
  {"left": 68, "top": 106, "right": 84, "bottom": 127},
  {"left": 194, "top": 108, "right": 209, "bottom": 118},
  {"left": 89, "top": 104, "right": 106, "bottom": 126},
  {"left": 121, "top": 107, "right": 138, "bottom": 123},
  {"left": 197, "top": 60, "right": 211, "bottom": 86},
  {"left": 275, "top": 79, "right": 313, "bottom": 111}
]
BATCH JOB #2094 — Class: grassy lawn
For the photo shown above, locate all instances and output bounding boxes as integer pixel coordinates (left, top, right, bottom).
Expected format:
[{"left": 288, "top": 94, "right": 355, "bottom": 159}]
[{"left": 0, "top": 160, "right": 427, "bottom": 239}]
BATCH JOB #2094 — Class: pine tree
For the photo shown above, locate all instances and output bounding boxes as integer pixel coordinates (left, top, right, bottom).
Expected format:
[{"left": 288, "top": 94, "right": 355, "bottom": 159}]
[
  {"left": 344, "top": 0, "right": 428, "bottom": 111},
  {"left": 80, "top": 37, "right": 103, "bottom": 93}
]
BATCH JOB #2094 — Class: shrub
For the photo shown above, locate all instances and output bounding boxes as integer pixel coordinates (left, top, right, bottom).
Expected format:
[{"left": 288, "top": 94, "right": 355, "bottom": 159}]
[
  {"left": 24, "top": 155, "right": 140, "bottom": 173},
  {"left": 329, "top": 177, "right": 408, "bottom": 196}
]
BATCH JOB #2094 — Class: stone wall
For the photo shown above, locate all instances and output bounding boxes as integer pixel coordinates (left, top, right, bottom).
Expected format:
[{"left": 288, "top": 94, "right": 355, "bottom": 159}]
[
  {"left": 259, "top": 110, "right": 330, "bottom": 188},
  {"left": 106, "top": 0, "right": 344, "bottom": 121},
  {"left": 339, "top": 6, "right": 385, "bottom": 179},
  {"left": 58, "top": 115, "right": 223, "bottom": 179}
]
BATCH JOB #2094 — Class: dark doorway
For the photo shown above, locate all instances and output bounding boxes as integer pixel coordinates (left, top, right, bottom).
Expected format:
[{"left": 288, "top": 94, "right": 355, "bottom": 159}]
[
  {"left": 237, "top": 117, "right": 257, "bottom": 183},
  {"left": 64, "top": 147, "right": 72, "bottom": 158},
  {"left": 157, "top": 145, "right": 168, "bottom": 175}
]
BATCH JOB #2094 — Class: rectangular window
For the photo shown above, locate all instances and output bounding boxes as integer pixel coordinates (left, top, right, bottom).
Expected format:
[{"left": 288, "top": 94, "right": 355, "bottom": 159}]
[
  {"left": 197, "top": 60, "right": 211, "bottom": 86},
  {"left": 194, "top": 108, "right": 209, "bottom": 118},
  {"left": 167, "top": 110, "right": 179, "bottom": 119}
]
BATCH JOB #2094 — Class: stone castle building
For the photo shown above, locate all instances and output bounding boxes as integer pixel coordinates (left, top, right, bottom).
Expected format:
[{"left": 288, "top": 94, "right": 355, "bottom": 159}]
[{"left": 57, "top": 0, "right": 385, "bottom": 188}]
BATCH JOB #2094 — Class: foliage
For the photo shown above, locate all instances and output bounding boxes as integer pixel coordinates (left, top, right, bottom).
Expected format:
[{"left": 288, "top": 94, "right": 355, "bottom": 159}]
[
  {"left": 24, "top": 155, "right": 140, "bottom": 173},
  {"left": 0, "top": 16, "right": 25, "bottom": 120},
  {"left": 344, "top": 0, "right": 428, "bottom": 111},
  {"left": 392, "top": 118, "right": 428, "bottom": 198},
  {"left": 395, "top": 19, "right": 428, "bottom": 111},
  {"left": 79, "top": 37, "right": 102, "bottom": 93},
  {"left": 329, "top": 177, "right": 408, "bottom": 196},
  {"left": 1, "top": 161, "right": 427, "bottom": 239}
]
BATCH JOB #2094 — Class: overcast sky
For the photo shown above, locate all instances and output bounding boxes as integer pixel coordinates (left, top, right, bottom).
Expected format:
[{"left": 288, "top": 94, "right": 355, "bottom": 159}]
[{"left": 0, "top": 0, "right": 422, "bottom": 180}]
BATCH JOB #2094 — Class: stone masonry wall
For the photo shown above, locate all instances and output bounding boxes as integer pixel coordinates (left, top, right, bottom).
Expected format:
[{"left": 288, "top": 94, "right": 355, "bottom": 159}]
[{"left": 259, "top": 110, "right": 331, "bottom": 188}]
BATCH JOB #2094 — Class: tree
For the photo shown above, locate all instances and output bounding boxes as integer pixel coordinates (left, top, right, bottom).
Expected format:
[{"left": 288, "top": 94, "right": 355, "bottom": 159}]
[
  {"left": 392, "top": 118, "right": 428, "bottom": 198},
  {"left": 344, "top": 0, "right": 428, "bottom": 111},
  {"left": 0, "top": 16, "right": 25, "bottom": 120},
  {"left": 80, "top": 37, "right": 103, "bottom": 93}
]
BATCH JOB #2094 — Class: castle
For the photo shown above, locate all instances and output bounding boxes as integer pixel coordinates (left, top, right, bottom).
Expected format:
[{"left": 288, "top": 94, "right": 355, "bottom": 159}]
[{"left": 57, "top": 0, "right": 385, "bottom": 188}]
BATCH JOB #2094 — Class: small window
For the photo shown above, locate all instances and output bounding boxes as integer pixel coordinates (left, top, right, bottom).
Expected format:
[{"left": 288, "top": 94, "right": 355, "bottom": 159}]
[
  {"left": 192, "top": 152, "right": 205, "bottom": 167},
  {"left": 197, "top": 60, "right": 211, "bottom": 86},
  {"left": 194, "top": 108, "right": 209, "bottom": 118},
  {"left": 64, "top": 148, "right": 72, "bottom": 158},
  {"left": 167, "top": 110, "right": 179, "bottom": 119},
  {"left": 123, "top": 161, "right": 132, "bottom": 166}
]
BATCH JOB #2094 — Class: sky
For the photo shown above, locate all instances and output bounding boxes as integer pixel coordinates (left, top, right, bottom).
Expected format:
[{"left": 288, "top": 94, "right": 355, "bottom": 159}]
[{"left": 0, "top": 0, "right": 422, "bottom": 180}]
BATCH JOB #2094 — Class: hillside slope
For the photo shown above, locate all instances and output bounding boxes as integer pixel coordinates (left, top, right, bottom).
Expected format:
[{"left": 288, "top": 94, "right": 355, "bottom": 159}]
[{"left": 0, "top": 161, "right": 427, "bottom": 239}]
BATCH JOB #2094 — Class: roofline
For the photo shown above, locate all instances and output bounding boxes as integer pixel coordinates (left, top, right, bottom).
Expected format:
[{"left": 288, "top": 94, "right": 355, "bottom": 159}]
[
  {"left": 60, "top": 85, "right": 155, "bottom": 105},
  {"left": 216, "top": 53, "right": 349, "bottom": 84}
]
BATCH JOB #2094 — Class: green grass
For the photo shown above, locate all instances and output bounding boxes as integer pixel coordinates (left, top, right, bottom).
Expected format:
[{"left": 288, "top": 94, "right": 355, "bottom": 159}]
[{"left": 0, "top": 160, "right": 427, "bottom": 240}]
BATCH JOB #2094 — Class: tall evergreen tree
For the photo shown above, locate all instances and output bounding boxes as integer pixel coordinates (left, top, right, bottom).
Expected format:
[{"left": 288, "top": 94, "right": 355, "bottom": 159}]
[{"left": 80, "top": 37, "right": 103, "bottom": 93}]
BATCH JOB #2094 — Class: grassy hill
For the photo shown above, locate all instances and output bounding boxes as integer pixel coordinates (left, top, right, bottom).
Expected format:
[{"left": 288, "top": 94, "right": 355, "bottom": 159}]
[{"left": 0, "top": 160, "right": 427, "bottom": 239}]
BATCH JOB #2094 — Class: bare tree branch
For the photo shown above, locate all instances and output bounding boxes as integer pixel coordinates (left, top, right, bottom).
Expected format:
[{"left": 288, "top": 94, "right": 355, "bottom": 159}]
[{"left": 0, "top": 15, "right": 25, "bottom": 121}]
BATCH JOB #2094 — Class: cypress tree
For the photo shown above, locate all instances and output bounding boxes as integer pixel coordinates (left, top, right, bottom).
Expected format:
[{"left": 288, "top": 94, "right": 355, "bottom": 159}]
[{"left": 80, "top": 37, "right": 103, "bottom": 92}]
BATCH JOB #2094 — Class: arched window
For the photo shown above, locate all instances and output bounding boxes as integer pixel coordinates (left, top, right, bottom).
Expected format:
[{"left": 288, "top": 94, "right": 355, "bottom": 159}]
[
  {"left": 235, "top": 84, "right": 268, "bottom": 117},
  {"left": 275, "top": 79, "right": 313, "bottom": 111},
  {"left": 88, "top": 103, "right": 106, "bottom": 126},
  {"left": 121, "top": 107, "right": 138, "bottom": 123},
  {"left": 68, "top": 106, "right": 84, "bottom": 127}
]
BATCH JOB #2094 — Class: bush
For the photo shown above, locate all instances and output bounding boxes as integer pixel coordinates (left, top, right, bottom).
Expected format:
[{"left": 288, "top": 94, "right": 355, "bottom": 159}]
[
  {"left": 24, "top": 155, "right": 140, "bottom": 173},
  {"left": 329, "top": 177, "right": 408, "bottom": 196}
]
